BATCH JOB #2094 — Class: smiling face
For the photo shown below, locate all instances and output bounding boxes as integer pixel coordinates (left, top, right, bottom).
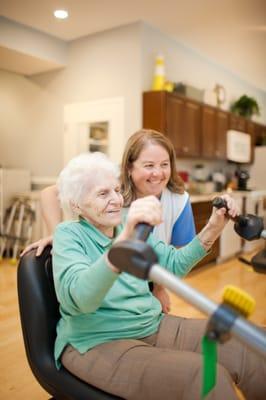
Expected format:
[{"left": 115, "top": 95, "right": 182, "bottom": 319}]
[
  {"left": 130, "top": 143, "right": 171, "bottom": 198},
  {"left": 77, "top": 172, "right": 123, "bottom": 237}
]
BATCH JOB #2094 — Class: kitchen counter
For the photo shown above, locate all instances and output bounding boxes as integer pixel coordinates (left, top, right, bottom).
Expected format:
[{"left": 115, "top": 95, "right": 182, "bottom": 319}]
[
  {"left": 189, "top": 189, "right": 266, "bottom": 203},
  {"left": 190, "top": 189, "right": 266, "bottom": 260}
]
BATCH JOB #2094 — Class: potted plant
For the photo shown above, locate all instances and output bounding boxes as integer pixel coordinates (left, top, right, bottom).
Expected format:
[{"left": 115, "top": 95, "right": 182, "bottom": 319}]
[{"left": 230, "top": 95, "right": 260, "bottom": 119}]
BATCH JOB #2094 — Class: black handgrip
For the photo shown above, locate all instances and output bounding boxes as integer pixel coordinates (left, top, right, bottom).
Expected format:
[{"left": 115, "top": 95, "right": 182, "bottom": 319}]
[
  {"left": 212, "top": 197, "right": 247, "bottom": 226},
  {"left": 133, "top": 223, "right": 153, "bottom": 241},
  {"left": 212, "top": 197, "right": 229, "bottom": 211}
]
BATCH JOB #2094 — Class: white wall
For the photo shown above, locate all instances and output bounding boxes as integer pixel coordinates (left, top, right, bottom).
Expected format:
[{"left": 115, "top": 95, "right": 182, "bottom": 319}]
[
  {"left": 0, "top": 69, "right": 62, "bottom": 175},
  {"left": 0, "top": 21, "right": 265, "bottom": 179},
  {"left": 140, "top": 24, "right": 266, "bottom": 123},
  {"left": 0, "top": 16, "right": 68, "bottom": 68},
  {"left": 0, "top": 22, "right": 142, "bottom": 177}
]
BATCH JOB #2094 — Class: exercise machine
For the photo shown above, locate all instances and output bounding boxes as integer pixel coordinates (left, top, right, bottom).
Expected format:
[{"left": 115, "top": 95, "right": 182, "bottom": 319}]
[
  {"left": 108, "top": 202, "right": 266, "bottom": 359},
  {"left": 212, "top": 197, "right": 266, "bottom": 273}
]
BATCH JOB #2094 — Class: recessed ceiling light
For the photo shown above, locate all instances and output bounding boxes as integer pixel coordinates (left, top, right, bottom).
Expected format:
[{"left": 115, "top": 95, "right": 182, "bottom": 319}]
[{"left": 54, "top": 9, "right": 69, "bottom": 19}]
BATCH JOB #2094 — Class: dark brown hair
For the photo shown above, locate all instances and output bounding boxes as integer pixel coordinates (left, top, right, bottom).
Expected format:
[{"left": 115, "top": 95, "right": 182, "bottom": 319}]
[{"left": 121, "top": 129, "right": 184, "bottom": 206}]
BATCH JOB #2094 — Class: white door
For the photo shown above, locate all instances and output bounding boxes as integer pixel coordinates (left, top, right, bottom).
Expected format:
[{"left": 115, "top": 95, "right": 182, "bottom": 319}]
[{"left": 63, "top": 97, "right": 125, "bottom": 165}]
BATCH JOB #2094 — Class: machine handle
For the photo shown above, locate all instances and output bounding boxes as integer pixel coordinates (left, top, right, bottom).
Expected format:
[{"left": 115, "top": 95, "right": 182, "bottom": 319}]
[
  {"left": 212, "top": 197, "right": 248, "bottom": 226},
  {"left": 133, "top": 223, "right": 153, "bottom": 241},
  {"left": 212, "top": 197, "right": 229, "bottom": 211}
]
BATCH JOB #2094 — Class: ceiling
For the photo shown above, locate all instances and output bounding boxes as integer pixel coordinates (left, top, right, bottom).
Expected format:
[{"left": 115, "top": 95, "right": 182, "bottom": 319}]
[{"left": 0, "top": 0, "right": 265, "bottom": 90}]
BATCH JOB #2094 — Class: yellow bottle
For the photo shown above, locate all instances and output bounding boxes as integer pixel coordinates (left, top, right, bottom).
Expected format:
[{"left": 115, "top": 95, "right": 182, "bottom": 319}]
[{"left": 152, "top": 54, "right": 165, "bottom": 91}]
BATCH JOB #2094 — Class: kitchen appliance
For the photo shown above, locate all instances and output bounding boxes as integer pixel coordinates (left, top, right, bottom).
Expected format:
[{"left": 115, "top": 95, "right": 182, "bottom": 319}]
[
  {"left": 235, "top": 169, "right": 250, "bottom": 191},
  {"left": 173, "top": 83, "right": 204, "bottom": 102},
  {"left": 227, "top": 130, "right": 251, "bottom": 163},
  {"left": 192, "top": 164, "right": 209, "bottom": 181},
  {"left": 212, "top": 171, "right": 226, "bottom": 192}
]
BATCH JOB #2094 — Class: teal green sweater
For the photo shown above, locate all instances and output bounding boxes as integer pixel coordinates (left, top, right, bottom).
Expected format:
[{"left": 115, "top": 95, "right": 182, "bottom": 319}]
[{"left": 52, "top": 218, "right": 207, "bottom": 368}]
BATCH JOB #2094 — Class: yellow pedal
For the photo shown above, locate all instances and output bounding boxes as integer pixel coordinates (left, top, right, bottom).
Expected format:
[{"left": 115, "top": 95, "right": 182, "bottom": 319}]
[
  {"left": 222, "top": 285, "right": 256, "bottom": 318},
  {"left": 9, "top": 258, "right": 18, "bottom": 266}
]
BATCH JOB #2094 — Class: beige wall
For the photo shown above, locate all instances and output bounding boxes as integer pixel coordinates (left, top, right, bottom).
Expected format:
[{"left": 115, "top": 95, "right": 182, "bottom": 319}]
[
  {"left": 141, "top": 23, "right": 266, "bottom": 122},
  {"left": 0, "top": 69, "right": 62, "bottom": 175},
  {"left": 0, "top": 21, "right": 265, "bottom": 179},
  {"left": 0, "top": 22, "right": 142, "bottom": 177}
]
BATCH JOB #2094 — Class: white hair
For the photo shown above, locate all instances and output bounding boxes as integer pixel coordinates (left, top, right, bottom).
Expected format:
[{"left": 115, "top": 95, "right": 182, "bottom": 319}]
[{"left": 57, "top": 152, "right": 120, "bottom": 217}]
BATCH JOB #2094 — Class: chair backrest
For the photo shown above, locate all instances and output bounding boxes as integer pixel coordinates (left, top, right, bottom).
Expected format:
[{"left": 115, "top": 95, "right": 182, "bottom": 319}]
[{"left": 17, "top": 246, "right": 122, "bottom": 400}]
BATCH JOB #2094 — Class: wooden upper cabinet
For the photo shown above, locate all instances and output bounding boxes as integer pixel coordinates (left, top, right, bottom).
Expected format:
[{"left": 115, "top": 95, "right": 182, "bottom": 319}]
[
  {"left": 143, "top": 91, "right": 261, "bottom": 162},
  {"left": 229, "top": 114, "right": 247, "bottom": 132},
  {"left": 254, "top": 123, "right": 266, "bottom": 146},
  {"left": 143, "top": 91, "right": 201, "bottom": 157},
  {"left": 216, "top": 110, "right": 229, "bottom": 159},
  {"left": 166, "top": 94, "right": 201, "bottom": 156},
  {"left": 143, "top": 91, "right": 167, "bottom": 133},
  {"left": 181, "top": 99, "right": 201, "bottom": 157},
  {"left": 201, "top": 106, "right": 228, "bottom": 160},
  {"left": 201, "top": 105, "right": 216, "bottom": 158},
  {"left": 165, "top": 94, "right": 183, "bottom": 151}
]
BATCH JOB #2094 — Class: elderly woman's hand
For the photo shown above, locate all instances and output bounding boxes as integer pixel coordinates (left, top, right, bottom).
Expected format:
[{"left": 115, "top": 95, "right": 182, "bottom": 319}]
[
  {"left": 107, "top": 196, "right": 163, "bottom": 273},
  {"left": 198, "top": 194, "right": 240, "bottom": 251},
  {"left": 118, "top": 196, "right": 163, "bottom": 242},
  {"left": 20, "top": 235, "right": 53, "bottom": 257}
]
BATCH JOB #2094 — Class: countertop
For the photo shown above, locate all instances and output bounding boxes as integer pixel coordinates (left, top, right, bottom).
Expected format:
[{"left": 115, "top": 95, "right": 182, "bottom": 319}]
[{"left": 189, "top": 189, "right": 266, "bottom": 203}]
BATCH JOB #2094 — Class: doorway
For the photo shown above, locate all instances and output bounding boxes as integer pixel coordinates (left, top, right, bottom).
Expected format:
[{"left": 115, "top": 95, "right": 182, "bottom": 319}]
[{"left": 63, "top": 97, "right": 125, "bottom": 165}]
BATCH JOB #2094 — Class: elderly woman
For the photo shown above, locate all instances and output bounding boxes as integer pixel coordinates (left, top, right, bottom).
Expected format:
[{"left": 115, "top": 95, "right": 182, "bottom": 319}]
[
  {"left": 52, "top": 152, "right": 265, "bottom": 400},
  {"left": 21, "top": 129, "right": 197, "bottom": 313}
]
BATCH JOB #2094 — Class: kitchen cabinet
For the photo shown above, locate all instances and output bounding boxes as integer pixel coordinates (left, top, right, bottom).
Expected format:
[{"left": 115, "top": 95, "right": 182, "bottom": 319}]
[
  {"left": 216, "top": 110, "right": 229, "bottom": 159},
  {"left": 143, "top": 91, "right": 201, "bottom": 157},
  {"left": 143, "top": 91, "right": 264, "bottom": 163},
  {"left": 254, "top": 122, "right": 266, "bottom": 146},
  {"left": 201, "top": 105, "right": 228, "bottom": 160},
  {"left": 191, "top": 201, "right": 220, "bottom": 268},
  {"left": 229, "top": 114, "right": 247, "bottom": 132}
]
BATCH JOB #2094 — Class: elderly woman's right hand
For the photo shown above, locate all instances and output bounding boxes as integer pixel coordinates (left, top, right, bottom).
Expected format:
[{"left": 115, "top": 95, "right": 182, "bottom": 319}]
[
  {"left": 20, "top": 235, "right": 53, "bottom": 257},
  {"left": 118, "top": 196, "right": 163, "bottom": 242}
]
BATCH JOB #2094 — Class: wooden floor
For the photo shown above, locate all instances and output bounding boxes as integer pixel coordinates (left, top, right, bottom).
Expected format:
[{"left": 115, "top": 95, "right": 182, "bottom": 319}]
[{"left": 0, "top": 252, "right": 265, "bottom": 399}]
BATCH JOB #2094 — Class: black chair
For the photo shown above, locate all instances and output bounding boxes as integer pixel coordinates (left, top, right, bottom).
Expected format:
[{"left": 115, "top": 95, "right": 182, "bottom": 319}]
[{"left": 17, "top": 245, "right": 122, "bottom": 400}]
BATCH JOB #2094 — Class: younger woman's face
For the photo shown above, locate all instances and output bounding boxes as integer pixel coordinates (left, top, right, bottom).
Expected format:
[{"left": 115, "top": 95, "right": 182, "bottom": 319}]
[
  {"left": 130, "top": 143, "right": 171, "bottom": 199},
  {"left": 78, "top": 172, "right": 123, "bottom": 237}
]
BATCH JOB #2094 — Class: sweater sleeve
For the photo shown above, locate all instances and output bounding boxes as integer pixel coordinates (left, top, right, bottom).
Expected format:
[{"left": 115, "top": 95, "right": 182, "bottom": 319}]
[
  {"left": 150, "top": 235, "right": 207, "bottom": 277},
  {"left": 52, "top": 224, "right": 118, "bottom": 316}
]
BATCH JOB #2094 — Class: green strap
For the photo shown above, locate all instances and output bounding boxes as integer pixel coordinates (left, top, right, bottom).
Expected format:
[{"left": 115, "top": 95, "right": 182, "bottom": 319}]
[{"left": 201, "top": 335, "right": 217, "bottom": 398}]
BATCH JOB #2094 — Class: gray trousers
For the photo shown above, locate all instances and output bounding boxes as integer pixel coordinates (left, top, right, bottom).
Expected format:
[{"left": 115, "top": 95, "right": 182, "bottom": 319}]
[{"left": 61, "top": 315, "right": 266, "bottom": 400}]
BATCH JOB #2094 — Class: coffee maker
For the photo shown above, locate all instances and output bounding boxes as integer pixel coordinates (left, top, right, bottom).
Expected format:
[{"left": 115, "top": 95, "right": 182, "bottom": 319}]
[{"left": 235, "top": 168, "right": 250, "bottom": 191}]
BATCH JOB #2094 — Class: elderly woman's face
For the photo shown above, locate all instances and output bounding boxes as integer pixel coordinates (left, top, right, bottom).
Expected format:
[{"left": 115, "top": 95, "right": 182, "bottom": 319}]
[{"left": 78, "top": 172, "right": 123, "bottom": 237}]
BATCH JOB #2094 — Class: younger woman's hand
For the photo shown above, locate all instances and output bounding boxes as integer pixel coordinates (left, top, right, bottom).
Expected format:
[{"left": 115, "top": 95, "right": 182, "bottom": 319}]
[
  {"left": 198, "top": 194, "right": 240, "bottom": 251},
  {"left": 20, "top": 235, "right": 53, "bottom": 257},
  {"left": 208, "top": 194, "right": 239, "bottom": 230},
  {"left": 153, "top": 284, "right": 171, "bottom": 314}
]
